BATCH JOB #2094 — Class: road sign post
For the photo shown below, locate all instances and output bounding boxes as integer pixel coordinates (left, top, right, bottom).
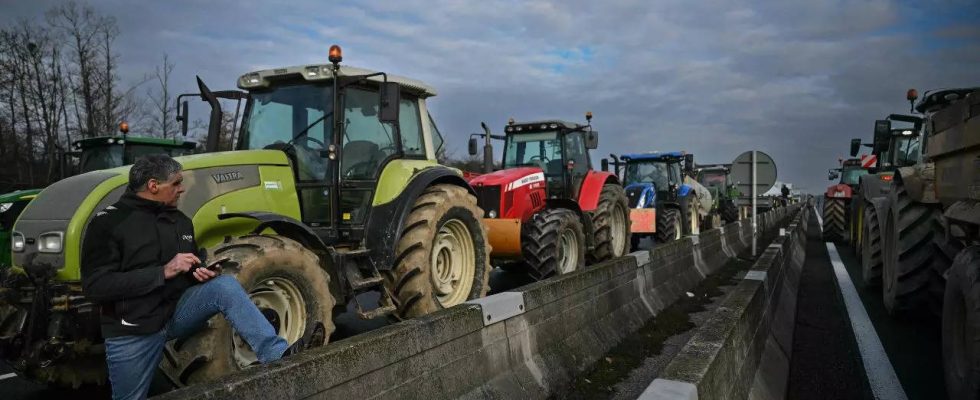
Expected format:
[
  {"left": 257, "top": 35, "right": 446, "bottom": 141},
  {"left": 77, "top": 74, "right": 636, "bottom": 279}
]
[{"left": 731, "top": 150, "right": 777, "bottom": 257}]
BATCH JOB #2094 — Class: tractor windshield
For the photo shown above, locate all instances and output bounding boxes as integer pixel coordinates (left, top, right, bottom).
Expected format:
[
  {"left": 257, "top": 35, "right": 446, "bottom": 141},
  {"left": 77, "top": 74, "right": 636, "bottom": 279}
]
[
  {"left": 625, "top": 160, "right": 677, "bottom": 191},
  {"left": 503, "top": 131, "right": 563, "bottom": 175},
  {"left": 244, "top": 83, "right": 334, "bottom": 181},
  {"left": 890, "top": 136, "right": 920, "bottom": 167},
  {"left": 699, "top": 171, "right": 727, "bottom": 189},
  {"left": 79, "top": 146, "right": 123, "bottom": 172},
  {"left": 840, "top": 167, "right": 869, "bottom": 185}
]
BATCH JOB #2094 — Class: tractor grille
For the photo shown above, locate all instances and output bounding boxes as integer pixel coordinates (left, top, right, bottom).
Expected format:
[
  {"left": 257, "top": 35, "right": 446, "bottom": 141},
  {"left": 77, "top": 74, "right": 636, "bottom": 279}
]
[
  {"left": 473, "top": 185, "right": 501, "bottom": 218},
  {"left": 625, "top": 186, "right": 644, "bottom": 208}
]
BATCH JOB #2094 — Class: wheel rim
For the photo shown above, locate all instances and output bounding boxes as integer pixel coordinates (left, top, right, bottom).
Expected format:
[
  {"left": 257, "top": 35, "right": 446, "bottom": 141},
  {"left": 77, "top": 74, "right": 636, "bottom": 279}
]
[
  {"left": 610, "top": 204, "right": 627, "bottom": 256},
  {"left": 690, "top": 206, "right": 699, "bottom": 235},
  {"left": 673, "top": 214, "right": 682, "bottom": 240},
  {"left": 234, "top": 277, "right": 306, "bottom": 368},
  {"left": 430, "top": 219, "right": 476, "bottom": 307},
  {"left": 557, "top": 227, "right": 580, "bottom": 274}
]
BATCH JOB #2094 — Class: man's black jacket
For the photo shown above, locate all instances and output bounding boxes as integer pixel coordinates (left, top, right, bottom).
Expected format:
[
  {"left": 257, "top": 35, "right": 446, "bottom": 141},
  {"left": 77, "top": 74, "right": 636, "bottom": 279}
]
[{"left": 81, "top": 192, "right": 198, "bottom": 338}]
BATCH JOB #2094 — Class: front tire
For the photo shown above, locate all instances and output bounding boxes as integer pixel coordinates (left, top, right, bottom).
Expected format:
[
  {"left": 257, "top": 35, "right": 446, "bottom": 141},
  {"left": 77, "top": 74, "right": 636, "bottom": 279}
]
[
  {"left": 881, "top": 180, "right": 940, "bottom": 316},
  {"left": 588, "top": 184, "right": 631, "bottom": 264},
  {"left": 860, "top": 199, "right": 885, "bottom": 287},
  {"left": 160, "top": 235, "right": 334, "bottom": 386},
  {"left": 522, "top": 208, "right": 586, "bottom": 279},
  {"left": 942, "top": 246, "right": 980, "bottom": 400},
  {"left": 385, "top": 184, "right": 491, "bottom": 319},
  {"left": 680, "top": 195, "right": 701, "bottom": 236},
  {"left": 654, "top": 208, "right": 682, "bottom": 243},
  {"left": 720, "top": 199, "right": 738, "bottom": 223}
]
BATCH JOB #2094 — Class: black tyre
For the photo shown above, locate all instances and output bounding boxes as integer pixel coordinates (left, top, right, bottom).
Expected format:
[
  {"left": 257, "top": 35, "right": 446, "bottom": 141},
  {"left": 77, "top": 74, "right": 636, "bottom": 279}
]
[
  {"left": 587, "top": 184, "right": 631, "bottom": 264},
  {"left": 720, "top": 199, "right": 738, "bottom": 223},
  {"left": 654, "top": 208, "right": 682, "bottom": 243},
  {"left": 522, "top": 208, "right": 586, "bottom": 279},
  {"left": 942, "top": 246, "right": 980, "bottom": 400},
  {"left": 860, "top": 199, "right": 886, "bottom": 287},
  {"left": 680, "top": 194, "right": 701, "bottom": 236},
  {"left": 850, "top": 196, "right": 864, "bottom": 256},
  {"left": 881, "top": 180, "right": 940, "bottom": 316},
  {"left": 385, "top": 184, "right": 491, "bottom": 319},
  {"left": 160, "top": 235, "right": 334, "bottom": 386},
  {"left": 822, "top": 197, "right": 847, "bottom": 242}
]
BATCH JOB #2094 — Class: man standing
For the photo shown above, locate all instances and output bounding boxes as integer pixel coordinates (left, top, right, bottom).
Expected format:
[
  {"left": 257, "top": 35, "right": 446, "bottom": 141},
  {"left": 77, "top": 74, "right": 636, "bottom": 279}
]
[{"left": 82, "top": 154, "right": 295, "bottom": 400}]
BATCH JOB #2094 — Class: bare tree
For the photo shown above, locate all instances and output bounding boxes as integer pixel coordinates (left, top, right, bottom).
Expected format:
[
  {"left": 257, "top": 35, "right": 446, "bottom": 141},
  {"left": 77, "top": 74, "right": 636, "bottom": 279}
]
[{"left": 147, "top": 53, "right": 176, "bottom": 138}]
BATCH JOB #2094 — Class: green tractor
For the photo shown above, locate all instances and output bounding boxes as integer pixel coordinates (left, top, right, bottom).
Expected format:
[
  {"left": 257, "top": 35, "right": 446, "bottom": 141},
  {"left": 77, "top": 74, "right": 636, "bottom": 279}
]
[
  {"left": 0, "top": 132, "right": 196, "bottom": 276},
  {"left": 0, "top": 46, "right": 491, "bottom": 388},
  {"left": 694, "top": 164, "right": 740, "bottom": 225}
]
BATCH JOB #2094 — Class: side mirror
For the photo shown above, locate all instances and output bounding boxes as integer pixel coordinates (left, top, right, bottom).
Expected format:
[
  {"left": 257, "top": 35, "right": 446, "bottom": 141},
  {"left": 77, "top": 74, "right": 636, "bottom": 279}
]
[
  {"left": 873, "top": 119, "right": 891, "bottom": 154},
  {"left": 601, "top": 159, "right": 609, "bottom": 172},
  {"left": 828, "top": 170, "right": 839, "bottom": 180},
  {"left": 468, "top": 137, "right": 478, "bottom": 156},
  {"left": 585, "top": 131, "right": 599, "bottom": 149},
  {"left": 850, "top": 138, "right": 861, "bottom": 157},
  {"left": 178, "top": 100, "right": 189, "bottom": 137},
  {"left": 379, "top": 82, "right": 400, "bottom": 123}
]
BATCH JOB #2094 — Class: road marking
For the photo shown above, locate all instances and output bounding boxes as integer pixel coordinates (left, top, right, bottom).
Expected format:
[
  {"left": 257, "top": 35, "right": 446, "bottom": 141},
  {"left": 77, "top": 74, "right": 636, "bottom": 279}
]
[
  {"left": 813, "top": 205, "right": 823, "bottom": 229},
  {"left": 825, "top": 242, "right": 907, "bottom": 400},
  {"left": 0, "top": 372, "right": 16, "bottom": 381}
]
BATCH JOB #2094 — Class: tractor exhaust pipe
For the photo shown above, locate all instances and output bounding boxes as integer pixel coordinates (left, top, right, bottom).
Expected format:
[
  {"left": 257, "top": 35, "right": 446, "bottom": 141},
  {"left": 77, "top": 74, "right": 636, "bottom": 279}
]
[{"left": 197, "top": 76, "right": 223, "bottom": 153}]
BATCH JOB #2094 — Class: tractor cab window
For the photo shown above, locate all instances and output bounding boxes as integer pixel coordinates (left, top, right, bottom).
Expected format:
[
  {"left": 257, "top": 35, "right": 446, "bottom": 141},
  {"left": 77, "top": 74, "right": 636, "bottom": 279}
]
[
  {"left": 891, "top": 136, "right": 920, "bottom": 166},
  {"left": 700, "top": 172, "right": 726, "bottom": 189},
  {"left": 503, "top": 131, "right": 563, "bottom": 175},
  {"left": 428, "top": 112, "right": 444, "bottom": 155},
  {"left": 341, "top": 87, "right": 400, "bottom": 179},
  {"left": 245, "top": 83, "right": 334, "bottom": 181},
  {"left": 840, "top": 167, "right": 869, "bottom": 185},
  {"left": 398, "top": 98, "right": 424, "bottom": 157},
  {"left": 625, "top": 161, "right": 671, "bottom": 192},
  {"left": 79, "top": 145, "right": 123, "bottom": 172}
]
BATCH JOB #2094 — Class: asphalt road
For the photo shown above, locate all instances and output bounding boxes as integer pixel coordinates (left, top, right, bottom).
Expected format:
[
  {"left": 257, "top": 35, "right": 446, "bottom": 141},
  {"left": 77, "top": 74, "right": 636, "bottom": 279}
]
[{"left": 787, "top": 211, "right": 946, "bottom": 400}]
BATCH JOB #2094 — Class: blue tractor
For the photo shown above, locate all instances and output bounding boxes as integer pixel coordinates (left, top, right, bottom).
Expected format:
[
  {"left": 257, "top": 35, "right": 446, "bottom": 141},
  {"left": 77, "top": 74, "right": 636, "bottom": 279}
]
[{"left": 603, "top": 152, "right": 707, "bottom": 249}]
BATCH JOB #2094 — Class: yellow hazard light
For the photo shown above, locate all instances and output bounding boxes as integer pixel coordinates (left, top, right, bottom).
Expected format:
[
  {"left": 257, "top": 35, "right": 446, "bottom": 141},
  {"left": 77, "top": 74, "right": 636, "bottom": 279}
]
[
  {"left": 119, "top": 121, "right": 129, "bottom": 134},
  {"left": 906, "top": 88, "right": 918, "bottom": 101},
  {"left": 329, "top": 45, "right": 343, "bottom": 64}
]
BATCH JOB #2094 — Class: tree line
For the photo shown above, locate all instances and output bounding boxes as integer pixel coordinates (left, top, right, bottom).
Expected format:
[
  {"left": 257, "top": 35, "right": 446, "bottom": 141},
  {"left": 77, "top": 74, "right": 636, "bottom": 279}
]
[{"left": 0, "top": 1, "right": 179, "bottom": 193}]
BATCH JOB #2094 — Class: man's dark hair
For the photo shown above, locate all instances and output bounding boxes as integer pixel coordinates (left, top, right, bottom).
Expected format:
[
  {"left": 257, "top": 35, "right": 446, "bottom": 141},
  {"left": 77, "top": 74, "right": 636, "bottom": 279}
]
[{"left": 128, "top": 154, "right": 183, "bottom": 192}]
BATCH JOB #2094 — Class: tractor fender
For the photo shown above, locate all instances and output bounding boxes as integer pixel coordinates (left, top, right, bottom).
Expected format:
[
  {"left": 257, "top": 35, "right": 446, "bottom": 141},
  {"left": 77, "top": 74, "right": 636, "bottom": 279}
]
[
  {"left": 217, "top": 212, "right": 331, "bottom": 255},
  {"left": 363, "top": 167, "right": 474, "bottom": 271},
  {"left": 678, "top": 184, "right": 693, "bottom": 197},
  {"left": 578, "top": 170, "right": 620, "bottom": 211},
  {"left": 858, "top": 174, "right": 892, "bottom": 201},
  {"left": 894, "top": 163, "right": 939, "bottom": 204}
]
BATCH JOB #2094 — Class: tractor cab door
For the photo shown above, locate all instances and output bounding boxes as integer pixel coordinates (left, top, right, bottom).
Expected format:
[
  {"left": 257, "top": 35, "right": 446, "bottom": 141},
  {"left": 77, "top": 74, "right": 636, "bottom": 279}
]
[
  {"left": 562, "top": 130, "right": 590, "bottom": 200},
  {"left": 335, "top": 86, "right": 425, "bottom": 243}
]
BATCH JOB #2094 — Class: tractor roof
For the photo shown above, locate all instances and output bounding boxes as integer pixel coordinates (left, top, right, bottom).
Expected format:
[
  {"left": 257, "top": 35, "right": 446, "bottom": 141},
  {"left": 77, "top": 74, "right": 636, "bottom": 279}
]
[
  {"left": 238, "top": 64, "right": 438, "bottom": 98},
  {"left": 915, "top": 87, "right": 979, "bottom": 113},
  {"left": 74, "top": 136, "right": 197, "bottom": 150},
  {"left": 698, "top": 166, "right": 729, "bottom": 174},
  {"left": 621, "top": 151, "right": 685, "bottom": 161}
]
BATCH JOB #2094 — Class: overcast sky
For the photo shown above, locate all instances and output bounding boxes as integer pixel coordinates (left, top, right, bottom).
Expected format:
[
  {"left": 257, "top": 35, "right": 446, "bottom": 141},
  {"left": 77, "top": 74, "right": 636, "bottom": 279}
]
[{"left": 3, "top": 0, "right": 978, "bottom": 193}]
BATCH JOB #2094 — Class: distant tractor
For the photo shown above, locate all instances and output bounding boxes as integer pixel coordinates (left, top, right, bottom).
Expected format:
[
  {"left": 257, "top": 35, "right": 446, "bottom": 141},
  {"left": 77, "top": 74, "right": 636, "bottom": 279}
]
[
  {"left": 467, "top": 115, "right": 630, "bottom": 279},
  {"left": 822, "top": 158, "right": 870, "bottom": 241},
  {"left": 874, "top": 87, "right": 979, "bottom": 399},
  {"left": 849, "top": 106, "right": 923, "bottom": 286},
  {"left": 604, "top": 152, "right": 709, "bottom": 249},
  {"left": 1, "top": 45, "right": 491, "bottom": 388},
  {"left": 695, "top": 164, "right": 741, "bottom": 224}
]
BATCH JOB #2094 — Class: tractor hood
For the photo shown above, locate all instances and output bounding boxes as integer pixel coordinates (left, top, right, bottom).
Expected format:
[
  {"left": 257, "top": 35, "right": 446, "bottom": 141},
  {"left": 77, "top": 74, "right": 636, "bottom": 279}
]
[
  {"left": 624, "top": 182, "right": 656, "bottom": 208},
  {"left": 467, "top": 167, "right": 543, "bottom": 189},
  {"left": 11, "top": 150, "right": 291, "bottom": 282}
]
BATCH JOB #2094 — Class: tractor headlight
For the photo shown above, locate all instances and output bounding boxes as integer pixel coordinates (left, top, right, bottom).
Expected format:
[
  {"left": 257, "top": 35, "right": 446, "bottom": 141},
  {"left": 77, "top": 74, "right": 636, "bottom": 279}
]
[
  {"left": 488, "top": 210, "right": 497, "bottom": 218},
  {"left": 12, "top": 231, "right": 25, "bottom": 252},
  {"left": 38, "top": 231, "right": 64, "bottom": 253},
  {"left": 0, "top": 202, "right": 11, "bottom": 213}
]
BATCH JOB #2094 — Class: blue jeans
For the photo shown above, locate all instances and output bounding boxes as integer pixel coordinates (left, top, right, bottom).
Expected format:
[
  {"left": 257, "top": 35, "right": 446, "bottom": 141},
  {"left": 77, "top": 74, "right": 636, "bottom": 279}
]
[{"left": 104, "top": 275, "right": 288, "bottom": 400}]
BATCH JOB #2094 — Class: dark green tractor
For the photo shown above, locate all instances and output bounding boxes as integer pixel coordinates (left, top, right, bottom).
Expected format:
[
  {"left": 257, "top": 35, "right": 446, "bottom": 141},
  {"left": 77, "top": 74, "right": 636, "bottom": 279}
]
[{"left": 695, "top": 164, "right": 740, "bottom": 224}]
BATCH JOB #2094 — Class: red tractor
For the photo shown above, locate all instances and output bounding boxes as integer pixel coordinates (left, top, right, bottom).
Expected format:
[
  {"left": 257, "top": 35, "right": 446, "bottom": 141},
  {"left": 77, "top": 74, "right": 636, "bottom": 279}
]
[
  {"left": 822, "top": 157, "right": 871, "bottom": 241},
  {"left": 467, "top": 114, "right": 631, "bottom": 279}
]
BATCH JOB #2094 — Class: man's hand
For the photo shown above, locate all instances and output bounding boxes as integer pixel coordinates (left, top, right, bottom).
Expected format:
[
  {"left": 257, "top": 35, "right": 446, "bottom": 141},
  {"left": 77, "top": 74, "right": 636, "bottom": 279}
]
[
  {"left": 190, "top": 264, "right": 218, "bottom": 282},
  {"left": 164, "top": 253, "right": 201, "bottom": 280}
]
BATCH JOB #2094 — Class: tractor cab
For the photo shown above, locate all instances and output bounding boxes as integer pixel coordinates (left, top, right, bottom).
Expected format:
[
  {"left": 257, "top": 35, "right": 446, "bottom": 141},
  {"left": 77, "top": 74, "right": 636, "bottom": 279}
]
[
  {"left": 70, "top": 135, "right": 197, "bottom": 174},
  {"left": 850, "top": 114, "right": 923, "bottom": 172},
  {"left": 695, "top": 166, "right": 730, "bottom": 193},
  {"left": 499, "top": 119, "right": 598, "bottom": 199},
  {"left": 828, "top": 158, "right": 869, "bottom": 189}
]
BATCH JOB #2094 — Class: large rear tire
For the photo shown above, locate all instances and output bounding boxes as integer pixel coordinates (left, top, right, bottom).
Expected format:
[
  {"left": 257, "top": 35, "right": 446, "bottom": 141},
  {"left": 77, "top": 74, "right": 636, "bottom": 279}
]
[
  {"left": 881, "top": 180, "right": 940, "bottom": 316},
  {"left": 160, "top": 235, "right": 334, "bottom": 386},
  {"left": 850, "top": 196, "right": 864, "bottom": 257},
  {"left": 522, "top": 208, "right": 585, "bottom": 279},
  {"left": 942, "top": 246, "right": 980, "bottom": 400},
  {"left": 822, "top": 197, "right": 847, "bottom": 242},
  {"left": 587, "top": 184, "right": 631, "bottom": 264},
  {"left": 385, "top": 184, "right": 491, "bottom": 319},
  {"left": 860, "top": 198, "right": 886, "bottom": 287},
  {"left": 680, "top": 195, "right": 701, "bottom": 236},
  {"left": 654, "top": 208, "right": 682, "bottom": 243}
]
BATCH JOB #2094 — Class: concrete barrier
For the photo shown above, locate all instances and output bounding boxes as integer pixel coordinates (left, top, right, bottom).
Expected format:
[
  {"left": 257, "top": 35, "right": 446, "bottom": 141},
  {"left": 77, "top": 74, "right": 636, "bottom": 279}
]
[
  {"left": 640, "top": 203, "right": 809, "bottom": 400},
  {"left": 157, "top": 205, "right": 803, "bottom": 400}
]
